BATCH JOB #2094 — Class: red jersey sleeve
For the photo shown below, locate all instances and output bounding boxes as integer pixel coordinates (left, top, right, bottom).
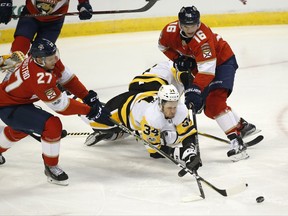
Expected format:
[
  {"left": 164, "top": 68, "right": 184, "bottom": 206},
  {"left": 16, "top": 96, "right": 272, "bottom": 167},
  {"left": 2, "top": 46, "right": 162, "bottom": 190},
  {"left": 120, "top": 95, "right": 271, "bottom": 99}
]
[{"left": 158, "top": 21, "right": 182, "bottom": 60}]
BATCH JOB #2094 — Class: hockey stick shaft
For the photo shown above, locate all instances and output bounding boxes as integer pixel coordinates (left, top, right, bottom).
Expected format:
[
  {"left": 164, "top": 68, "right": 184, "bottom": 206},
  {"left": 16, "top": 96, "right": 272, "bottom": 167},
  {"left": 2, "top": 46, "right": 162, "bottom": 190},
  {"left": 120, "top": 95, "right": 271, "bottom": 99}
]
[
  {"left": 11, "top": 0, "right": 158, "bottom": 18},
  {"left": 198, "top": 132, "right": 230, "bottom": 144},
  {"left": 29, "top": 130, "right": 68, "bottom": 142},
  {"left": 198, "top": 132, "right": 264, "bottom": 147},
  {"left": 189, "top": 108, "right": 205, "bottom": 198}
]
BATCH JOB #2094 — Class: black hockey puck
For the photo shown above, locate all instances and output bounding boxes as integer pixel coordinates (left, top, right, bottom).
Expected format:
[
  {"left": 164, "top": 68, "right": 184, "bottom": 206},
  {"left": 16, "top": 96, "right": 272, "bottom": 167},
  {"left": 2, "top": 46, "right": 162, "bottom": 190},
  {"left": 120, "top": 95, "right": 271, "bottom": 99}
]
[{"left": 256, "top": 196, "right": 264, "bottom": 203}]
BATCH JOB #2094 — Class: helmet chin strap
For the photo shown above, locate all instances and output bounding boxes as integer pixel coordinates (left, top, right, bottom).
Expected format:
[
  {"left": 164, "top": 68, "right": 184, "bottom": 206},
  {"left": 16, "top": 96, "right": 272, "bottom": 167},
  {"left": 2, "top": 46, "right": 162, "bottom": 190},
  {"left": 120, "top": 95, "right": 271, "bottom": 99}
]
[
  {"left": 180, "top": 30, "right": 192, "bottom": 39},
  {"left": 33, "top": 57, "right": 46, "bottom": 67}
]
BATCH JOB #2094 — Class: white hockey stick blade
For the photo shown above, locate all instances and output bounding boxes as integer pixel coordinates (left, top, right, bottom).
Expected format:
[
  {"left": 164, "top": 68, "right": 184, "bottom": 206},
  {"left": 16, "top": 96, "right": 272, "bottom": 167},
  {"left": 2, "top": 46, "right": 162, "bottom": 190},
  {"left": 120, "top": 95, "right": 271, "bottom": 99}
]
[
  {"left": 225, "top": 183, "right": 248, "bottom": 196},
  {"left": 181, "top": 194, "right": 204, "bottom": 202}
]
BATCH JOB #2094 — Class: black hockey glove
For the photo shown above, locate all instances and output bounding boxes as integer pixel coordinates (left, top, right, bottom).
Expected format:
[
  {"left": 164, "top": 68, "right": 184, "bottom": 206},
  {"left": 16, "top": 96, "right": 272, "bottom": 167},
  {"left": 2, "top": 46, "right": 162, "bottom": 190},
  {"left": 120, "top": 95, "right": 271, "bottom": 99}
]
[
  {"left": 183, "top": 144, "right": 202, "bottom": 172},
  {"left": 173, "top": 56, "right": 196, "bottom": 72},
  {"left": 77, "top": 1, "right": 93, "bottom": 20},
  {"left": 150, "top": 145, "right": 171, "bottom": 159},
  {"left": 186, "top": 154, "right": 202, "bottom": 172},
  {"left": 86, "top": 104, "right": 114, "bottom": 126},
  {"left": 184, "top": 84, "right": 204, "bottom": 113},
  {"left": 83, "top": 90, "right": 100, "bottom": 107},
  {"left": 0, "top": 0, "right": 12, "bottom": 25}
]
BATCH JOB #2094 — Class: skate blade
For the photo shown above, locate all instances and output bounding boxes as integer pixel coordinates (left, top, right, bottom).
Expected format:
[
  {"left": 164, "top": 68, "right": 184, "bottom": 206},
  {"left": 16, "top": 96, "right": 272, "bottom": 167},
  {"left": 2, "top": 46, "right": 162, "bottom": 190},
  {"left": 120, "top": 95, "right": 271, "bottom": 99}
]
[
  {"left": 84, "top": 133, "right": 98, "bottom": 146},
  {"left": 47, "top": 176, "right": 69, "bottom": 186},
  {"left": 229, "top": 150, "right": 249, "bottom": 162},
  {"left": 242, "top": 129, "right": 261, "bottom": 139}
]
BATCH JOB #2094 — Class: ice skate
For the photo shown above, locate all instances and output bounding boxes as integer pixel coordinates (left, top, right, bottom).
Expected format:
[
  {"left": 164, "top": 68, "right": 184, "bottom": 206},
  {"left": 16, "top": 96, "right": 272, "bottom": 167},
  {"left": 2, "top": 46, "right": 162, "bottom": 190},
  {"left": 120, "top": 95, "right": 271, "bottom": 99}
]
[
  {"left": 44, "top": 164, "right": 69, "bottom": 186},
  {"left": 85, "top": 130, "right": 128, "bottom": 146},
  {"left": 227, "top": 134, "right": 249, "bottom": 162},
  {"left": 84, "top": 131, "right": 113, "bottom": 146},
  {"left": 238, "top": 118, "right": 258, "bottom": 139},
  {"left": 0, "top": 153, "right": 6, "bottom": 165}
]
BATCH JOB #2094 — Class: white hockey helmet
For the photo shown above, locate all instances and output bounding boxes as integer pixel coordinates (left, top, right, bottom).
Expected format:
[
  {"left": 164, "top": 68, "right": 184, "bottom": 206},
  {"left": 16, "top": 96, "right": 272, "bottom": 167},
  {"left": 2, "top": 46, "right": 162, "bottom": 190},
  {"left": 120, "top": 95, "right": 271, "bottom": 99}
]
[{"left": 158, "top": 84, "right": 180, "bottom": 106}]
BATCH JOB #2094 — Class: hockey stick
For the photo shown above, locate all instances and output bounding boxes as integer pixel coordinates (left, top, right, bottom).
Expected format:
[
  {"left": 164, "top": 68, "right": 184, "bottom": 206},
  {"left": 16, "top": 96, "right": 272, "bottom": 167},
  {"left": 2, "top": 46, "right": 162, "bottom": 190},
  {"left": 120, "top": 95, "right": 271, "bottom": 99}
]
[
  {"left": 110, "top": 119, "right": 248, "bottom": 198},
  {"left": 29, "top": 130, "right": 68, "bottom": 142},
  {"left": 199, "top": 132, "right": 230, "bottom": 144},
  {"left": 173, "top": 66, "right": 206, "bottom": 194},
  {"left": 176, "top": 110, "right": 248, "bottom": 197},
  {"left": 190, "top": 109, "right": 205, "bottom": 198},
  {"left": 178, "top": 109, "right": 202, "bottom": 179},
  {"left": 110, "top": 118, "right": 204, "bottom": 199},
  {"left": 11, "top": 0, "right": 158, "bottom": 18},
  {"left": 198, "top": 131, "right": 264, "bottom": 147},
  {"left": 38, "top": 129, "right": 262, "bottom": 147}
]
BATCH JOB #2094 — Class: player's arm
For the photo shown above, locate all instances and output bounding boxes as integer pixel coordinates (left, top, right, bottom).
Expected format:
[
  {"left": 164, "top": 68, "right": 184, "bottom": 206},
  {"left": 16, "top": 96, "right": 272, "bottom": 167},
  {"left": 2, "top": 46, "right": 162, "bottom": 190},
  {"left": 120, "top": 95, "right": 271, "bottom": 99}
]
[
  {"left": 53, "top": 60, "right": 89, "bottom": 99},
  {"left": 192, "top": 35, "right": 217, "bottom": 90},
  {"left": 158, "top": 24, "right": 180, "bottom": 60},
  {"left": 183, "top": 36, "right": 216, "bottom": 112},
  {"left": 161, "top": 115, "right": 196, "bottom": 147},
  {"left": 37, "top": 83, "right": 90, "bottom": 116}
]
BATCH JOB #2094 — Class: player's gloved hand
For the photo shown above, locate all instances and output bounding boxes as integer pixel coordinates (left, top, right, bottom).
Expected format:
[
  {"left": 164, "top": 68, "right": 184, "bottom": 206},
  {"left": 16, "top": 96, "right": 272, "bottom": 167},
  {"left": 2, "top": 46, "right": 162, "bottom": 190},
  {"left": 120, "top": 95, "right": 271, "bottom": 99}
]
[
  {"left": 173, "top": 55, "right": 196, "bottom": 72},
  {"left": 0, "top": 0, "right": 12, "bottom": 25},
  {"left": 83, "top": 90, "right": 101, "bottom": 107},
  {"left": 150, "top": 145, "right": 171, "bottom": 159},
  {"left": 86, "top": 104, "right": 114, "bottom": 126},
  {"left": 184, "top": 84, "right": 203, "bottom": 113},
  {"left": 183, "top": 144, "right": 202, "bottom": 172},
  {"left": 77, "top": 1, "right": 93, "bottom": 20},
  {"left": 0, "top": 51, "right": 25, "bottom": 71}
]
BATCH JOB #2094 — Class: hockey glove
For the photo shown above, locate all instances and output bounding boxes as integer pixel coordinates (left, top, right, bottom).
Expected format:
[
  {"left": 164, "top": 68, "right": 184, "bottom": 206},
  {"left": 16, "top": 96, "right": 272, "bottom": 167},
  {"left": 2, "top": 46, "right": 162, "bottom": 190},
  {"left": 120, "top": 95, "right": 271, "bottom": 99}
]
[
  {"left": 173, "top": 56, "right": 196, "bottom": 72},
  {"left": 83, "top": 90, "right": 101, "bottom": 107},
  {"left": 86, "top": 104, "right": 114, "bottom": 126},
  {"left": 184, "top": 84, "right": 204, "bottom": 113},
  {"left": 0, "top": 0, "right": 12, "bottom": 25},
  {"left": 0, "top": 51, "right": 25, "bottom": 72},
  {"left": 77, "top": 1, "right": 93, "bottom": 20},
  {"left": 182, "top": 144, "right": 202, "bottom": 172},
  {"left": 150, "top": 145, "right": 171, "bottom": 159}
]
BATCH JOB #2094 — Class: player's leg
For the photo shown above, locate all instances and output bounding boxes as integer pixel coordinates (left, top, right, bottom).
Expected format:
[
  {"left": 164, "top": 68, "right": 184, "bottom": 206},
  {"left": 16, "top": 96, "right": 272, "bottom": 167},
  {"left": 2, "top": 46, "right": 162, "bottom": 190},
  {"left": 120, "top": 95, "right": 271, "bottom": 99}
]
[{"left": 0, "top": 104, "right": 68, "bottom": 185}]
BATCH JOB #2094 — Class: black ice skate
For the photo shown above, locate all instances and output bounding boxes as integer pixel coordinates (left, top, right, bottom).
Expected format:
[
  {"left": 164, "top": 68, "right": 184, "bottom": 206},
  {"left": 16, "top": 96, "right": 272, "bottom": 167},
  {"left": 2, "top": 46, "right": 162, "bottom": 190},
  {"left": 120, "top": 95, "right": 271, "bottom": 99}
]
[
  {"left": 84, "top": 130, "right": 127, "bottom": 146},
  {"left": 0, "top": 153, "right": 5, "bottom": 165},
  {"left": 227, "top": 134, "right": 249, "bottom": 162},
  {"left": 84, "top": 131, "right": 113, "bottom": 146},
  {"left": 44, "top": 164, "right": 69, "bottom": 186},
  {"left": 238, "top": 118, "right": 258, "bottom": 139}
]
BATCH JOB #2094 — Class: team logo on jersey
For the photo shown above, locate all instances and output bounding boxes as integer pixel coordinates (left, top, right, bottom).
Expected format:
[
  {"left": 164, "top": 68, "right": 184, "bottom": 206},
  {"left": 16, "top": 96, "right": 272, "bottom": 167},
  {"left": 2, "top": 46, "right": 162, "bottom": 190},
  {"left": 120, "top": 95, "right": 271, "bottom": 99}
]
[
  {"left": 45, "top": 88, "right": 57, "bottom": 100},
  {"left": 36, "top": 0, "right": 60, "bottom": 14},
  {"left": 201, "top": 43, "right": 212, "bottom": 58},
  {"left": 148, "top": 137, "right": 156, "bottom": 142}
]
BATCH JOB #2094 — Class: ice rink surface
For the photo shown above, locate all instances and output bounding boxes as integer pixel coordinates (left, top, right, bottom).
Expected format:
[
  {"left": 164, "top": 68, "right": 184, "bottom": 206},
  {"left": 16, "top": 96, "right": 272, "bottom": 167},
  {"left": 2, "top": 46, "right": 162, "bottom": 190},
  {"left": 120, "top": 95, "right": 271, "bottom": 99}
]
[{"left": 0, "top": 25, "right": 288, "bottom": 215}]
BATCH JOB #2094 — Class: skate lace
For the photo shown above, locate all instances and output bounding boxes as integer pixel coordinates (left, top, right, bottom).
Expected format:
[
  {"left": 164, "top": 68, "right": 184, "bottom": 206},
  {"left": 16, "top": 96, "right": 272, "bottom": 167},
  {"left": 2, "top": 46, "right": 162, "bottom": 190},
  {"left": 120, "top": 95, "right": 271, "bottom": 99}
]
[{"left": 49, "top": 166, "right": 64, "bottom": 176}]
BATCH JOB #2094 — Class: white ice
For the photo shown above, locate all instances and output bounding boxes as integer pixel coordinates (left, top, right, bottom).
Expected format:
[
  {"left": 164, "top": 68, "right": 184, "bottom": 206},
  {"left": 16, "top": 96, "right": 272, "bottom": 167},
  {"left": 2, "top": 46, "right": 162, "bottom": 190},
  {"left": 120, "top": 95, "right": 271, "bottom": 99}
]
[{"left": 0, "top": 25, "right": 288, "bottom": 215}]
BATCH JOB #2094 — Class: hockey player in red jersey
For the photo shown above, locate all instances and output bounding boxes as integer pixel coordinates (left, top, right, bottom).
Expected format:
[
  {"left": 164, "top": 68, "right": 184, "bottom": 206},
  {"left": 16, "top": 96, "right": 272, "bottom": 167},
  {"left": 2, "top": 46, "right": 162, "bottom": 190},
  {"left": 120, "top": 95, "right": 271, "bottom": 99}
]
[
  {"left": 158, "top": 6, "right": 258, "bottom": 161},
  {"left": 0, "top": 0, "right": 93, "bottom": 55},
  {"left": 0, "top": 38, "right": 112, "bottom": 185}
]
